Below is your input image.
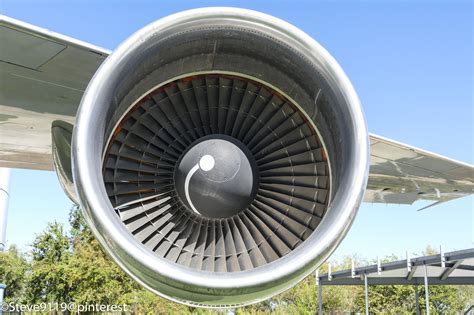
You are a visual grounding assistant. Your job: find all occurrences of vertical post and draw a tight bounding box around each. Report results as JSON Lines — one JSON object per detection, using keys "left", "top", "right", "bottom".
{"left": 406, "top": 251, "right": 411, "bottom": 273}
{"left": 364, "top": 273, "right": 369, "bottom": 315}
{"left": 0, "top": 168, "right": 11, "bottom": 252}
{"left": 415, "top": 285, "right": 419, "bottom": 315}
{"left": 424, "top": 265, "right": 430, "bottom": 315}
{"left": 315, "top": 270, "right": 322, "bottom": 315}
{"left": 0, "top": 168, "right": 11, "bottom": 315}
{"left": 318, "top": 281, "right": 322, "bottom": 315}
{"left": 440, "top": 245, "right": 445, "bottom": 268}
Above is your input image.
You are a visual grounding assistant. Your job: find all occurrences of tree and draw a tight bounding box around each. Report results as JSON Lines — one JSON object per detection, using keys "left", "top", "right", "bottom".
{"left": 65, "top": 206, "right": 137, "bottom": 305}
{"left": 26, "top": 222, "right": 74, "bottom": 304}
{"left": 30, "top": 222, "right": 70, "bottom": 262}
{"left": 418, "top": 285, "right": 469, "bottom": 314}
{"left": 354, "top": 283, "right": 416, "bottom": 313}
{"left": 0, "top": 245, "right": 29, "bottom": 304}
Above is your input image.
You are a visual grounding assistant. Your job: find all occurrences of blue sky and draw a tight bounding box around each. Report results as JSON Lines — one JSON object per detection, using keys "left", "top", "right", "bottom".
{"left": 2, "top": 0, "right": 473, "bottom": 262}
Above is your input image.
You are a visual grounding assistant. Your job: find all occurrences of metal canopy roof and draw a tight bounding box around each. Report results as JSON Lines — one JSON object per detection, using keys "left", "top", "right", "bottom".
{"left": 318, "top": 248, "right": 474, "bottom": 286}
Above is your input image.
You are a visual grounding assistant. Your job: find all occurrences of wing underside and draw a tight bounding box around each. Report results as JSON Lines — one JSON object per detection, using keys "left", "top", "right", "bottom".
{"left": 366, "top": 134, "right": 473, "bottom": 206}
{"left": 0, "top": 15, "right": 472, "bottom": 206}
{"left": 0, "top": 15, "right": 109, "bottom": 170}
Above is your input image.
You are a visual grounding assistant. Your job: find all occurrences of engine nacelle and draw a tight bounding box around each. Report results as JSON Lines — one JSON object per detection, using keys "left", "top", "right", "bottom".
{"left": 71, "top": 8, "right": 369, "bottom": 307}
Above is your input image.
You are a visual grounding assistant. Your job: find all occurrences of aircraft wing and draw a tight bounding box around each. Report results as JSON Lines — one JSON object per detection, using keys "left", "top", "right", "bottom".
{"left": 0, "top": 15, "right": 110, "bottom": 170}
{"left": 1, "top": 15, "right": 472, "bottom": 206}
{"left": 365, "top": 134, "right": 473, "bottom": 207}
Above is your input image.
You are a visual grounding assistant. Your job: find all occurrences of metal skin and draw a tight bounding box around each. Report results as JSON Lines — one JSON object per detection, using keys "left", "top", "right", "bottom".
{"left": 51, "top": 120, "right": 77, "bottom": 204}
{"left": 72, "top": 8, "right": 369, "bottom": 307}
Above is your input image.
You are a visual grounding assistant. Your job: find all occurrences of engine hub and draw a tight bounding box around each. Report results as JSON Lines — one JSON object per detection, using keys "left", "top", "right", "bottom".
{"left": 175, "top": 136, "right": 258, "bottom": 219}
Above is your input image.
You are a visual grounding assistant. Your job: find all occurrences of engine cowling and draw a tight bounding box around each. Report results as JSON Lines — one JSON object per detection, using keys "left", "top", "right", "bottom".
{"left": 71, "top": 7, "right": 369, "bottom": 307}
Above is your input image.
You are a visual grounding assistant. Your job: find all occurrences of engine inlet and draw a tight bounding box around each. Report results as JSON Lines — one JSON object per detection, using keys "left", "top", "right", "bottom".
{"left": 103, "top": 74, "right": 330, "bottom": 272}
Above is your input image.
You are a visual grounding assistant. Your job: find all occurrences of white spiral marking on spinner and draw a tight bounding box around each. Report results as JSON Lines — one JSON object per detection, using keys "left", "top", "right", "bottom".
{"left": 185, "top": 155, "right": 215, "bottom": 214}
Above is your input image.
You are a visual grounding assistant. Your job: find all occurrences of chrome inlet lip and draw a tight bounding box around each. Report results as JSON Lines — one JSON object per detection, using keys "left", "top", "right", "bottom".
{"left": 72, "top": 7, "right": 369, "bottom": 306}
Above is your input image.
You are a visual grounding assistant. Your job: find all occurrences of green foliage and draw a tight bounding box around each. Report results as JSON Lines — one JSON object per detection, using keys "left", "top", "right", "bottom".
{"left": 64, "top": 206, "right": 137, "bottom": 304}
{"left": 69, "top": 203, "right": 93, "bottom": 244}
{"left": 1, "top": 206, "right": 472, "bottom": 314}
{"left": 27, "top": 222, "right": 73, "bottom": 303}
{"left": 0, "top": 245, "right": 29, "bottom": 303}
{"left": 30, "top": 222, "right": 70, "bottom": 263}
{"left": 354, "top": 284, "right": 416, "bottom": 313}
{"left": 418, "top": 285, "right": 469, "bottom": 314}
{"left": 117, "top": 290, "right": 192, "bottom": 315}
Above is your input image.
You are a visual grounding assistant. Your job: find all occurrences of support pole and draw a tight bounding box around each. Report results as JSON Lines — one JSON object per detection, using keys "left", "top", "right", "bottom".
{"left": 424, "top": 265, "right": 430, "bottom": 315}
{"left": 415, "top": 285, "right": 420, "bottom": 315}
{"left": 0, "top": 168, "right": 11, "bottom": 315}
{"left": 318, "top": 281, "right": 322, "bottom": 315}
{"left": 0, "top": 168, "right": 11, "bottom": 252}
{"left": 364, "top": 273, "right": 369, "bottom": 315}
{"left": 315, "top": 270, "right": 322, "bottom": 315}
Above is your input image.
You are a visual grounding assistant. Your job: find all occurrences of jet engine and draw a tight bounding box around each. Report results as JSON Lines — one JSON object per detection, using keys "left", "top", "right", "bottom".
{"left": 71, "top": 8, "right": 369, "bottom": 307}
